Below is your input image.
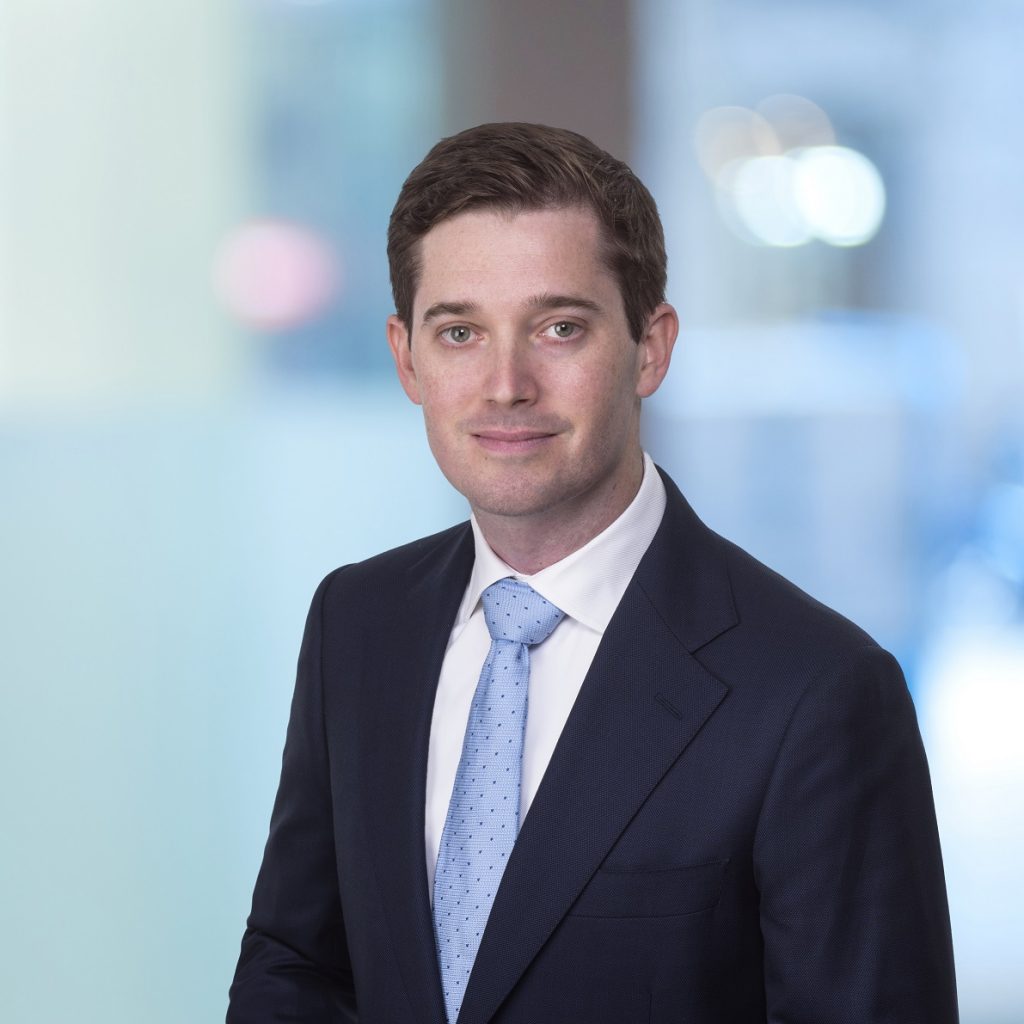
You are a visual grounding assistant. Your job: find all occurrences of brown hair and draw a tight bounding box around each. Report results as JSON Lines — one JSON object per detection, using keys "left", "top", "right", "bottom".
{"left": 387, "top": 122, "right": 667, "bottom": 343}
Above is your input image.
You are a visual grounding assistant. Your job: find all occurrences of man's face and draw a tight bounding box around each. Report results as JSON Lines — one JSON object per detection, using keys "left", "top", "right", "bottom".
{"left": 387, "top": 206, "right": 675, "bottom": 533}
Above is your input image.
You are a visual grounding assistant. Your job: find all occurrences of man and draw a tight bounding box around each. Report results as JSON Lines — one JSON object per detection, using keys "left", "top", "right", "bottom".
{"left": 228, "top": 123, "right": 958, "bottom": 1023}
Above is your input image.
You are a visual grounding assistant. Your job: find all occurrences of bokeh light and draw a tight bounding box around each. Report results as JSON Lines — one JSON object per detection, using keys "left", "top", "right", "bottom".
{"left": 793, "top": 145, "right": 886, "bottom": 246}
{"left": 694, "top": 105, "right": 779, "bottom": 181}
{"left": 212, "top": 219, "right": 341, "bottom": 331}
{"left": 928, "top": 631, "right": 1024, "bottom": 781}
{"left": 724, "top": 155, "right": 812, "bottom": 247}
{"left": 700, "top": 98, "right": 886, "bottom": 249}
{"left": 756, "top": 93, "right": 835, "bottom": 150}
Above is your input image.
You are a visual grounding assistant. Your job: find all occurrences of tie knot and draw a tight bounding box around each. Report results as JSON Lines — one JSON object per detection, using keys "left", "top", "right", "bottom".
{"left": 481, "top": 578, "right": 564, "bottom": 647}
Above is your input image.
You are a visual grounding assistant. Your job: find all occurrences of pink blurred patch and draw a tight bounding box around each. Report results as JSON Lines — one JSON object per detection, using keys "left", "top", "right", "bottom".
{"left": 213, "top": 219, "right": 341, "bottom": 330}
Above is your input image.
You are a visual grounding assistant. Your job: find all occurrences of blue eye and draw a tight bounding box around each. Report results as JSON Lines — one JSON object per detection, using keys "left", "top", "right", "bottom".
{"left": 545, "top": 321, "right": 580, "bottom": 340}
{"left": 441, "top": 325, "right": 474, "bottom": 344}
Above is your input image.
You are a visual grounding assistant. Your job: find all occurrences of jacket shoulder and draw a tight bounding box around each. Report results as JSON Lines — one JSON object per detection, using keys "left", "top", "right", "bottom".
{"left": 717, "top": 530, "right": 876, "bottom": 653}
{"left": 653, "top": 468, "right": 880, "bottom": 669}
{"left": 315, "top": 520, "right": 472, "bottom": 607}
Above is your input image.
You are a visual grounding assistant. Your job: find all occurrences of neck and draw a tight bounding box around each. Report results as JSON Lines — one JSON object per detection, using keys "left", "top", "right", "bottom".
{"left": 474, "top": 453, "right": 645, "bottom": 575}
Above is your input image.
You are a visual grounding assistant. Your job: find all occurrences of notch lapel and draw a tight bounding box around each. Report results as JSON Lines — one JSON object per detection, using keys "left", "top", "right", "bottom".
{"left": 456, "top": 475, "right": 739, "bottom": 1024}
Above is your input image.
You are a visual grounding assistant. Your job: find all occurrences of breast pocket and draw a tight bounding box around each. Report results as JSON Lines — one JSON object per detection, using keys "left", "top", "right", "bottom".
{"left": 568, "top": 859, "right": 728, "bottom": 919}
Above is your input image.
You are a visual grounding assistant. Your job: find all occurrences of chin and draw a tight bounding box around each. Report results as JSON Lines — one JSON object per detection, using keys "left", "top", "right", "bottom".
{"left": 458, "top": 474, "right": 582, "bottom": 522}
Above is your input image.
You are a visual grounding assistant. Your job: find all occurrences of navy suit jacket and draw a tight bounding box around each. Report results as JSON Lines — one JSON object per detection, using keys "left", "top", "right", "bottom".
{"left": 228, "top": 470, "right": 958, "bottom": 1023}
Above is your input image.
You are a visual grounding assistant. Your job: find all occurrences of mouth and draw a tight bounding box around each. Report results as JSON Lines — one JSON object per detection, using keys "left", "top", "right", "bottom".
{"left": 471, "top": 429, "right": 557, "bottom": 455}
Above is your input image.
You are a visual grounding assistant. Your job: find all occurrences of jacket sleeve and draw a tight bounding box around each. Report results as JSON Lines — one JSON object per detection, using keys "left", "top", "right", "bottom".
{"left": 228, "top": 570, "right": 357, "bottom": 1023}
{"left": 753, "top": 644, "right": 958, "bottom": 1024}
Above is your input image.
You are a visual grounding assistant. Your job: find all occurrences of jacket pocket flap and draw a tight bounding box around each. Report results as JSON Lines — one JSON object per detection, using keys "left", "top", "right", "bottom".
{"left": 569, "top": 859, "right": 728, "bottom": 919}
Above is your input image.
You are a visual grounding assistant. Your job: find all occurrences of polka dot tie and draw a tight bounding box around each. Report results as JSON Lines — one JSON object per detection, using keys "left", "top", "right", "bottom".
{"left": 432, "top": 578, "right": 565, "bottom": 1023}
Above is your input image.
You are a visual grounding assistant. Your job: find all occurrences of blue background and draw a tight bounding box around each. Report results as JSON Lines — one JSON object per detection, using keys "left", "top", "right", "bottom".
{"left": 1, "top": 1, "right": 1021, "bottom": 1020}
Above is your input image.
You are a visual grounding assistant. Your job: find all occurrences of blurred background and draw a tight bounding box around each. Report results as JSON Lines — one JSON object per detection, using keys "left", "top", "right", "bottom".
{"left": 2, "top": 0, "right": 1022, "bottom": 1020}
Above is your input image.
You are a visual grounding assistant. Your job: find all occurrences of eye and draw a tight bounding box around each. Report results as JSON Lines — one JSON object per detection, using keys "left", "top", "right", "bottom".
{"left": 542, "top": 320, "right": 582, "bottom": 340}
{"left": 440, "top": 324, "right": 477, "bottom": 345}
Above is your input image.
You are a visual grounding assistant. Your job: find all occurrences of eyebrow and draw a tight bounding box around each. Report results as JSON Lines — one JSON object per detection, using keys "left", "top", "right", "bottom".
{"left": 525, "top": 293, "right": 603, "bottom": 316}
{"left": 421, "top": 301, "right": 478, "bottom": 325}
{"left": 420, "top": 294, "right": 603, "bottom": 326}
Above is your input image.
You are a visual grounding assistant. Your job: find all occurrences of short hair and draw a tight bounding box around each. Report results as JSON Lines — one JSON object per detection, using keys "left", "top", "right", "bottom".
{"left": 387, "top": 122, "right": 667, "bottom": 343}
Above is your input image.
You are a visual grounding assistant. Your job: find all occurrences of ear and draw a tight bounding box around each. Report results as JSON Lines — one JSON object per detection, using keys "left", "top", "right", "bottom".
{"left": 635, "top": 302, "right": 678, "bottom": 399}
{"left": 386, "top": 314, "right": 422, "bottom": 405}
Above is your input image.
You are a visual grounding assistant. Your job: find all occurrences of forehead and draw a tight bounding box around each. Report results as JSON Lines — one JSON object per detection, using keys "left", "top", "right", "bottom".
{"left": 413, "top": 206, "right": 618, "bottom": 317}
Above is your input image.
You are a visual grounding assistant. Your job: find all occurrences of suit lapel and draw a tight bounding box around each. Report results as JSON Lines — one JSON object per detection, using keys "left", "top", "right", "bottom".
{"left": 361, "top": 524, "right": 475, "bottom": 1024}
{"left": 456, "top": 474, "right": 738, "bottom": 1024}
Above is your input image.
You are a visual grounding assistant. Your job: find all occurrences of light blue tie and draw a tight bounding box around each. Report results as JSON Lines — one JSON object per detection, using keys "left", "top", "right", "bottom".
{"left": 432, "top": 578, "right": 564, "bottom": 1023}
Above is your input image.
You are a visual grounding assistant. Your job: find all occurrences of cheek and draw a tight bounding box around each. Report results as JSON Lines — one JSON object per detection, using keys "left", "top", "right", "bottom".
{"left": 573, "top": 365, "right": 638, "bottom": 422}
{"left": 414, "top": 366, "right": 455, "bottom": 407}
{"left": 416, "top": 373, "right": 469, "bottom": 437}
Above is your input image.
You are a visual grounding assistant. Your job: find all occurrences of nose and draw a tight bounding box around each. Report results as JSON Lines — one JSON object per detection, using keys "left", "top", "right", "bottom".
{"left": 484, "top": 336, "right": 538, "bottom": 408}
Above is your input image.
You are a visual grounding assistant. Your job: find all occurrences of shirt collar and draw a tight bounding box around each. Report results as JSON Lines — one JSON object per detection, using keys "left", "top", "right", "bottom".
{"left": 456, "top": 452, "right": 667, "bottom": 634}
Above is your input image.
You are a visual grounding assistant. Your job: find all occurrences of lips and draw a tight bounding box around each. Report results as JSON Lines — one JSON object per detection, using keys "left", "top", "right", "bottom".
{"left": 471, "top": 429, "right": 557, "bottom": 454}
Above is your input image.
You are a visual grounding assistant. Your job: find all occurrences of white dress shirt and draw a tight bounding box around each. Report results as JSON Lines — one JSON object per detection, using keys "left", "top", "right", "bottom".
{"left": 424, "top": 452, "right": 667, "bottom": 892}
